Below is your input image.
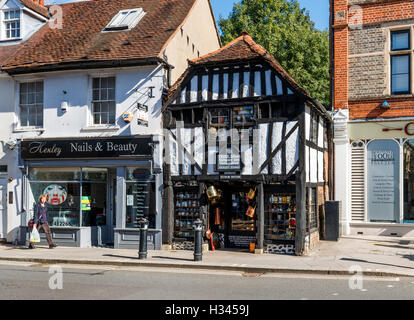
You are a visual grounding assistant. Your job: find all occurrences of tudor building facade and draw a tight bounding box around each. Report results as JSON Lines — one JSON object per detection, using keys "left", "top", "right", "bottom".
{"left": 163, "top": 33, "right": 332, "bottom": 255}
{"left": 331, "top": 0, "right": 414, "bottom": 237}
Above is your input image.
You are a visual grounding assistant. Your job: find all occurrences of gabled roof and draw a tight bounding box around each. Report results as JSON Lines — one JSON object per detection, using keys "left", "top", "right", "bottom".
{"left": 165, "top": 32, "right": 330, "bottom": 120}
{"left": 168, "top": 32, "right": 312, "bottom": 102}
{"left": 1, "top": 0, "right": 203, "bottom": 74}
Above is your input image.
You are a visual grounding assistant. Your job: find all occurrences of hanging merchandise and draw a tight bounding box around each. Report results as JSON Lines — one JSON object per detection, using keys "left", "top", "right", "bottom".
{"left": 206, "top": 185, "right": 218, "bottom": 199}
{"left": 214, "top": 207, "right": 221, "bottom": 225}
{"left": 247, "top": 188, "right": 256, "bottom": 200}
{"left": 246, "top": 205, "right": 256, "bottom": 218}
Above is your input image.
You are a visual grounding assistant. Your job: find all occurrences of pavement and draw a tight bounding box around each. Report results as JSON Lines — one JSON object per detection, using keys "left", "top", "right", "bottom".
{"left": 0, "top": 235, "right": 413, "bottom": 277}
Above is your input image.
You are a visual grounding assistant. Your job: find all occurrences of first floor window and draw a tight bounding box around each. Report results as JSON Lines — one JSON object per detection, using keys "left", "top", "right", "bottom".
{"left": 391, "top": 54, "right": 410, "bottom": 94}
{"left": 4, "top": 9, "right": 20, "bottom": 39}
{"left": 19, "top": 81, "right": 43, "bottom": 127}
{"left": 92, "top": 77, "right": 116, "bottom": 125}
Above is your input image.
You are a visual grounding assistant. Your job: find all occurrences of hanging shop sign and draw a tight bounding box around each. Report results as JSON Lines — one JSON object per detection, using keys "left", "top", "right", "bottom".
{"left": 43, "top": 184, "right": 67, "bottom": 206}
{"left": 122, "top": 111, "right": 133, "bottom": 123}
{"left": 137, "top": 103, "right": 149, "bottom": 127}
{"left": 367, "top": 140, "right": 400, "bottom": 222}
{"left": 21, "top": 137, "right": 153, "bottom": 159}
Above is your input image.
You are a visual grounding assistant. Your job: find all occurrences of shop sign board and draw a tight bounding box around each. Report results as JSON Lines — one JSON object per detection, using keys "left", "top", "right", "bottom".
{"left": 21, "top": 137, "right": 153, "bottom": 159}
{"left": 216, "top": 148, "right": 241, "bottom": 172}
{"left": 367, "top": 140, "right": 400, "bottom": 222}
{"left": 137, "top": 104, "right": 149, "bottom": 127}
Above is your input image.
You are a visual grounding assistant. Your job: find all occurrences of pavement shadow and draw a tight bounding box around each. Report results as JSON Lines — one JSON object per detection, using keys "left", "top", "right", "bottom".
{"left": 340, "top": 257, "right": 413, "bottom": 270}
{"left": 374, "top": 244, "right": 414, "bottom": 250}
{"left": 102, "top": 254, "right": 139, "bottom": 260}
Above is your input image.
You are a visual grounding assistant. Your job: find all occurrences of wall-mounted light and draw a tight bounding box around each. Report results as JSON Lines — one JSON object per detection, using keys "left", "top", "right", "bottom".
{"left": 61, "top": 101, "right": 68, "bottom": 113}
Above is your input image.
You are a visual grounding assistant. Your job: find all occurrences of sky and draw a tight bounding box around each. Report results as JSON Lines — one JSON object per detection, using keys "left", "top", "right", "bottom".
{"left": 210, "top": 0, "right": 329, "bottom": 31}
{"left": 46, "top": 0, "right": 329, "bottom": 31}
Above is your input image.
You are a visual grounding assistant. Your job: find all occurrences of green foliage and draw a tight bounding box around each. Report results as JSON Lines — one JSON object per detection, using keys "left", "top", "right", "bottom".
{"left": 219, "top": 0, "right": 330, "bottom": 106}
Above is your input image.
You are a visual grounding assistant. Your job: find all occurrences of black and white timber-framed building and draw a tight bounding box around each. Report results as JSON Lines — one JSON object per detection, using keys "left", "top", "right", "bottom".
{"left": 162, "top": 32, "right": 332, "bottom": 255}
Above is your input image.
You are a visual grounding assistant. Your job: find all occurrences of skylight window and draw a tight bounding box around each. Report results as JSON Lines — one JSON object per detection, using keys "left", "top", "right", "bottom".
{"left": 104, "top": 8, "right": 146, "bottom": 31}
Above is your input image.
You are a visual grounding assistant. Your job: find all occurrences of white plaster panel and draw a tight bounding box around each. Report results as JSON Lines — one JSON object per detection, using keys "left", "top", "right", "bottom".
{"left": 265, "top": 70, "right": 272, "bottom": 96}
{"left": 190, "top": 76, "right": 198, "bottom": 103}
{"left": 254, "top": 71, "right": 261, "bottom": 96}
{"left": 310, "top": 147, "right": 318, "bottom": 183}
{"left": 169, "top": 129, "right": 179, "bottom": 176}
{"left": 232, "top": 73, "right": 239, "bottom": 98}
{"left": 202, "top": 75, "right": 208, "bottom": 101}
{"left": 243, "top": 72, "right": 250, "bottom": 97}
{"left": 271, "top": 122, "right": 284, "bottom": 175}
{"left": 318, "top": 118, "right": 324, "bottom": 148}
{"left": 223, "top": 73, "right": 229, "bottom": 99}
{"left": 258, "top": 123, "right": 269, "bottom": 174}
{"left": 241, "top": 144, "right": 253, "bottom": 175}
{"left": 181, "top": 128, "right": 192, "bottom": 175}
{"left": 212, "top": 74, "right": 219, "bottom": 100}
{"left": 207, "top": 145, "right": 216, "bottom": 175}
{"left": 305, "top": 106, "right": 311, "bottom": 141}
{"left": 305, "top": 146, "right": 310, "bottom": 183}
{"left": 181, "top": 87, "right": 187, "bottom": 104}
{"left": 318, "top": 151, "right": 324, "bottom": 182}
{"left": 285, "top": 123, "right": 299, "bottom": 173}
{"left": 276, "top": 76, "right": 283, "bottom": 95}
{"left": 193, "top": 127, "right": 204, "bottom": 175}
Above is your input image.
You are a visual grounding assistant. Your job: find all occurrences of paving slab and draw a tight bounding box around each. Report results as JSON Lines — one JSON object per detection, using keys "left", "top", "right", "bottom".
{"left": 0, "top": 235, "right": 412, "bottom": 277}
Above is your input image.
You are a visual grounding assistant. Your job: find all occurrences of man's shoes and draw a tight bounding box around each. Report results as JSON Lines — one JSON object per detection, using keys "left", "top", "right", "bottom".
{"left": 49, "top": 244, "right": 57, "bottom": 249}
{"left": 28, "top": 244, "right": 35, "bottom": 249}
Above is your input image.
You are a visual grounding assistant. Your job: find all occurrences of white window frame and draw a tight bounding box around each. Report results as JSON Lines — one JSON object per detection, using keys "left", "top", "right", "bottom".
{"left": 103, "top": 8, "right": 146, "bottom": 31}
{"left": 90, "top": 75, "right": 117, "bottom": 126}
{"left": 17, "top": 80, "right": 44, "bottom": 129}
{"left": 2, "top": 8, "right": 21, "bottom": 40}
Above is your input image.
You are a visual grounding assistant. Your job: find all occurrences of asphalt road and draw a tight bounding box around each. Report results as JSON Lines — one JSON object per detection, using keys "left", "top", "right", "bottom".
{"left": 0, "top": 261, "right": 413, "bottom": 300}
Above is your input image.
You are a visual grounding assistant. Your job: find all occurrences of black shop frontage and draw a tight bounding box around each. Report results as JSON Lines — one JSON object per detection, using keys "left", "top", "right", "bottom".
{"left": 18, "top": 136, "right": 163, "bottom": 249}
{"left": 162, "top": 33, "right": 332, "bottom": 255}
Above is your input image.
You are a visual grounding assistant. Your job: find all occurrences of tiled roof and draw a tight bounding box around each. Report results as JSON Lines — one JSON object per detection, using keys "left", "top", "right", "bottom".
{"left": 168, "top": 32, "right": 312, "bottom": 101}
{"left": 1, "top": 0, "right": 198, "bottom": 74}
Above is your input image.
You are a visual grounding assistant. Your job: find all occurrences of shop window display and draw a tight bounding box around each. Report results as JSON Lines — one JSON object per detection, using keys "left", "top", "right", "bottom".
{"left": 265, "top": 193, "right": 296, "bottom": 242}
{"left": 174, "top": 189, "right": 201, "bottom": 240}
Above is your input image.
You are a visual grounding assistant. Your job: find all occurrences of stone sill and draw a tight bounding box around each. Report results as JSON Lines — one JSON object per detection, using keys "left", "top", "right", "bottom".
{"left": 81, "top": 126, "right": 120, "bottom": 132}
{"left": 13, "top": 127, "right": 45, "bottom": 133}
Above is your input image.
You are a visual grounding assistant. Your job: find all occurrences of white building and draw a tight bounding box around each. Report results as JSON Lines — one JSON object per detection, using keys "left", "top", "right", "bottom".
{"left": 0, "top": 0, "right": 220, "bottom": 247}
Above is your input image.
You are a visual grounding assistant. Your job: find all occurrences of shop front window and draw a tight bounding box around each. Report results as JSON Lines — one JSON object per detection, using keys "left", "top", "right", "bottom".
{"left": 29, "top": 167, "right": 81, "bottom": 227}
{"left": 367, "top": 140, "right": 400, "bottom": 222}
{"left": 125, "top": 168, "right": 155, "bottom": 229}
{"left": 404, "top": 139, "right": 414, "bottom": 223}
{"left": 265, "top": 192, "right": 296, "bottom": 242}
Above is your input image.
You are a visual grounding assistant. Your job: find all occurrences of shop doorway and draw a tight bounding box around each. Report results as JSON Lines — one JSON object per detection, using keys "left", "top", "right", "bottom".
{"left": 81, "top": 168, "right": 115, "bottom": 246}
{"left": 208, "top": 184, "right": 257, "bottom": 251}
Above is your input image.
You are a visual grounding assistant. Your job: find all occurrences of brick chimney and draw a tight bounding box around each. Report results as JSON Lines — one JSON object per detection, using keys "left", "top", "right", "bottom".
{"left": 34, "top": 0, "right": 45, "bottom": 6}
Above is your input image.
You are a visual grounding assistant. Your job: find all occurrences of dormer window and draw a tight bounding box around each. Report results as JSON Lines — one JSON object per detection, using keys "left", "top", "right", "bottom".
{"left": 104, "top": 8, "right": 146, "bottom": 31}
{"left": 4, "top": 9, "right": 21, "bottom": 39}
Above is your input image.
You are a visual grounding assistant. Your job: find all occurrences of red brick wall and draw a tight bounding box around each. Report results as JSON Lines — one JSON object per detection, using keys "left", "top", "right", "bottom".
{"left": 332, "top": 0, "right": 414, "bottom": 119}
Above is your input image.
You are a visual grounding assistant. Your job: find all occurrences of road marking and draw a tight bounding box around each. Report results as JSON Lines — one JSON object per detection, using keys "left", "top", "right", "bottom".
{"left": 332, "top": 293, "right": 339, "bottom": 296}
{"left": 387, "top": 285, "right": 394, "bottom": 288}
{"left": 360, "top": 289, "right": 368, "bottom": 292}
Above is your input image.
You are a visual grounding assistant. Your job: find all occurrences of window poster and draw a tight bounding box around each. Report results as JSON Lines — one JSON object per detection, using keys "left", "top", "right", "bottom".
{"left": 81, "top": 196, "right": 91, "bottom": 211}
{"left": 367, "top": 140, "right": 400, "bottom": 222}
{"left": 43, "top": 184, "right": 67, "bottom": 206}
